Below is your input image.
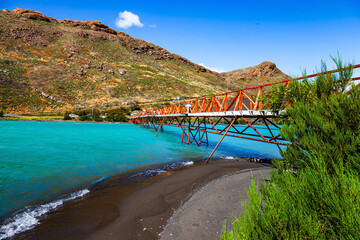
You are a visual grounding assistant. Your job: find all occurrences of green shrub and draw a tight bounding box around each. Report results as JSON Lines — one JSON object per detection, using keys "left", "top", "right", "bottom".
{"left": 265, "top": 56, "right": 359, "bottom": 171}
{"left": 105, "top": 113, "right": 129, "bottom": 122}
{"left": 221, "top": 57, "right": 360, "bottom": 239}
{"left": 0, "top": 110, "right": 3, "bottom": 117}
{"left": 79, "top": 115, "right": 91, "bottom": 121}
{"left": 93, "top": 115, "right": 104, "bottom": 122}
{"left": 63, "top": 111, "right": 71, "bottom": 120}
{"left": 221, "top": 156, "right": 360, "bottom": 239}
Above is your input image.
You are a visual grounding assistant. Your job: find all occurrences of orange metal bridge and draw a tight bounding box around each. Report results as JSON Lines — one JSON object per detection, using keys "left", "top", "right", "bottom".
{"left": 131, "top": 65, "right": 360, "bottom": 163}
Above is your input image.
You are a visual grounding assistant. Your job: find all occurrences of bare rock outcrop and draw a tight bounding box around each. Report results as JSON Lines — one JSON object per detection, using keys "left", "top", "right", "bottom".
{"left": 62, "top": 19, "right": 116, "bottom": 34}
{"left": 12, "top": 8, "right": 52, "bottom": 22}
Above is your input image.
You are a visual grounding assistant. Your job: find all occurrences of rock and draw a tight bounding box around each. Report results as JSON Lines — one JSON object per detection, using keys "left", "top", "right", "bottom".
{"left": 108, "top": 69, "right": 114, "bottom": 75}
{"left": 76, "top": 69, "right": 85, "bottom": 76}
{"left": 105, "top": 87, "right": 113, "bottom": 94}
{"left": 118, "top": 68, "right": 126, "bottom": 75}
{"left": 1, "top": 9, "right": 10, "bottom": 13}
{"left": 84, "top": 64, "right": 90, "bottom": 69}
{"left": 12, "top": 8, "right": 51, "bottom": 22}
{"left": 116, "top": 31, "right": 131, "bottom": 38}
{"left": 47, "top": 17, "right": 57, "bottom": 22}
{"left": 101, "top": 75, "right": 108, "bottom": 81}
{"left": 97, "top": 63, "right": 104, "bottom": 71}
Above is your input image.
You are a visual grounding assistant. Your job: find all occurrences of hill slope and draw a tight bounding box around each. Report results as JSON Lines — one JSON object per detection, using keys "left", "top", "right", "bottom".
{"left": 221, "top": 61, "right": 289, "bottom": 89}
{"left": 0, "top": 9, "right": 288, "bottom": 113}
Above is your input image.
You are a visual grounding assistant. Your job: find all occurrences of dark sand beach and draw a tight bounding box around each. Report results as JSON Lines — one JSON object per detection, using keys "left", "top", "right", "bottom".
{"left": 17, "top": 160, "right": 271, "bottom": 240}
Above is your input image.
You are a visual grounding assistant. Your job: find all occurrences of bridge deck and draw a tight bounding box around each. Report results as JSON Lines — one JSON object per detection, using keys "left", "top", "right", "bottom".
{"left": 130, "top": 110, "right": 285, "bottom": 119}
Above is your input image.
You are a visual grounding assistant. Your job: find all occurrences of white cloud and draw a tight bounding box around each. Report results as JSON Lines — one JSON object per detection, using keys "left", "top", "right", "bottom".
{"left": 115, "top": 11, "right": 144, "bottom": 29}
{"left": 149, "top": 24, "right": 157, "bottom": 28}
{"left": 198, "top": 63, "right": 225, "bottom": 73}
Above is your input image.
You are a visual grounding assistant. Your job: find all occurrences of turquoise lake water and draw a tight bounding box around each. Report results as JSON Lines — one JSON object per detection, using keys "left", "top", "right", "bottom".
{"left": 0, "top": 120, "right": 282, "bottom": 238}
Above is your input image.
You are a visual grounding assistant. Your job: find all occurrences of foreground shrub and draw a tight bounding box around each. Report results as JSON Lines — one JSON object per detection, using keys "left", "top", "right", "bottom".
{"left": 221, "top": 157, "right": 360, "bottom": 239}
{"left": 265, "top": 56, "right": 359, "bottom": 171}
{"left": 221, "top": 57, "right": 360, "bottom": 239}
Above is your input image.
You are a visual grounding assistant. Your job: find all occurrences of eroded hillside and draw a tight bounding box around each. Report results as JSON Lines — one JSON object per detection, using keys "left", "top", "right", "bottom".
{"left": 0, "top": 9, "right": 288, "bottom": 113}
{"left": 0, "top": 9, "right": 230, "bottom": 113}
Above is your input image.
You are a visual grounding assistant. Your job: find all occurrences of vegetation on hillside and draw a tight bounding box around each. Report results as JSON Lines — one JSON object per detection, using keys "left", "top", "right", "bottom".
{"left": 0, "top": 9, "right": 289, "bottom": 114}
{"left": 221, "top": 57, "right": 360, "bottom": 239}
{"left": 63, "top": 106, "right": 134, "bottom": 122}
{"left": 0, "top": 10, "right": 232, "bottom": 113}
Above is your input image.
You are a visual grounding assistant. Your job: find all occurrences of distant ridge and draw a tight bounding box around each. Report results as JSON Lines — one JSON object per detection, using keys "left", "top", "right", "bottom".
{"left": 222, "top": 61, "right": 289, "bottom": 89}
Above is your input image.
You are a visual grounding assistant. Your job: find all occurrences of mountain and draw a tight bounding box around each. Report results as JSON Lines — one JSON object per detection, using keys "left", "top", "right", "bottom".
{"left": 221, "top": 61, "right": 289, "bottom": 89}
{"left": 0, "top": 9, "right": 288, "bottom": 113}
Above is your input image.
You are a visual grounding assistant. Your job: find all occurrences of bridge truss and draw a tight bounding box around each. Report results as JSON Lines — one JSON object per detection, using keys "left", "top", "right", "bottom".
{"left": 131, "top": 64, "right": 360, "bottom": 163}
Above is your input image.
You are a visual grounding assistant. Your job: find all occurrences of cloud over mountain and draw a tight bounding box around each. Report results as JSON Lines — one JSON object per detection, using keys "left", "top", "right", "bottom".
{"left": 115, "top": 11, "right": 144, "bottom": 29}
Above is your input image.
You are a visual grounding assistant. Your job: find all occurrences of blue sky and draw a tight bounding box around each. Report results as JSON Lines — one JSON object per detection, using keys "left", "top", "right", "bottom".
{"left": 2, "top": 0, "right": 360, "bottom": 77}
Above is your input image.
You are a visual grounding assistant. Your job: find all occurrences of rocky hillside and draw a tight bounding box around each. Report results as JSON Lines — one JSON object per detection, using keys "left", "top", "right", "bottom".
{"left": 222, "top": 61, "right": 289, "bottom": 89}
{"left": 0, "top": 9, "right": 288, "bottom": 113}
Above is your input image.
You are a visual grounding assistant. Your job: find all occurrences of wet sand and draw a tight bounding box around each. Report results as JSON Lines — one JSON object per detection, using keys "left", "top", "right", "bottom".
{"left": 16, "top": 160, "right": 270, "bottom": 240}
{"left": 87, "top": 160, "right": 270, "bottom": 240}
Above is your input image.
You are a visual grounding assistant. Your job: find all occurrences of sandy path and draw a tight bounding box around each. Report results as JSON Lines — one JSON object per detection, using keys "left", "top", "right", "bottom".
{"left": 160, "top": 168, "right": 271, "bottom": 240}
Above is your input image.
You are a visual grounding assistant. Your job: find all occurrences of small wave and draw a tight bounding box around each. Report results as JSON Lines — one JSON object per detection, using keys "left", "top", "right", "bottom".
{"left": 223, "top": 156, "right": 235, "bottom": 160}
{"left": 88, "top": 176, "right": 108, "bottom": 188}
{"left": 131, "top": 169, "right": 167, "bottom": 178}
{"left": 0, "top": 189, "right": 89, "bottom": 240}
{"left": 182, "top": 161, "right": 194, "bottom": 166}
{"left": 131, "top": 161, "right": 194, "bottom": 178}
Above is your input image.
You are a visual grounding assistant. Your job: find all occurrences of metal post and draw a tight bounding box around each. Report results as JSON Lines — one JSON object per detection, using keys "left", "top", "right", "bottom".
{"left": 205, "top": 117, "right": 237, "bottom": 164}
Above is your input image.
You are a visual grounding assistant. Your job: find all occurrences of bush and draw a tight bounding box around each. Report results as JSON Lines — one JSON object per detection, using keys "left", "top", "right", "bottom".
{"left": 0, "top": 110, "right": 3, "bottom": 117}
{"left": 79, "top": 115, "right": 91, "bottom": 121}
{"left": 221, "top": 57, "right": 360, "bottom": 239}
{"left": 265, "top": 56, "right": 359, "bottom": 171}
{"left": 105, "top": 113, "right": 128, "bottom": 122}
{"left": 93, "top": 115, "right": 104, "bottom": 122}
{"left": 221, "top": 156, "right": 360, "bottom": 239}
{"left": 63, "top": 111, "right": 71, "bottom": 120}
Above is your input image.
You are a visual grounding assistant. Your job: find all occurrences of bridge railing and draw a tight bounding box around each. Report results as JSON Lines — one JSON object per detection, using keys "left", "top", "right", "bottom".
{"left": 131, "top": 64, "right": 360, "bottom": 118}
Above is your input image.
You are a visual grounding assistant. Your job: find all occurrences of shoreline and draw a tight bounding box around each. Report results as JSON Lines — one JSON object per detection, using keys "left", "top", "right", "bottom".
{"left": 14, "top": 159, "right": 271, "bottom": 240}
{"left": 2, "top": 159, "right": 198, "bottom": 239}
{"left": 0, "top": 118, "right": 130, "bottom": 124}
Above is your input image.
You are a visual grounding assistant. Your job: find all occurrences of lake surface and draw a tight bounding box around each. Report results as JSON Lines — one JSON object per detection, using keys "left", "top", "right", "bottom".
{"left": 0, "top": 120, "right": 282, "bottom": 238}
